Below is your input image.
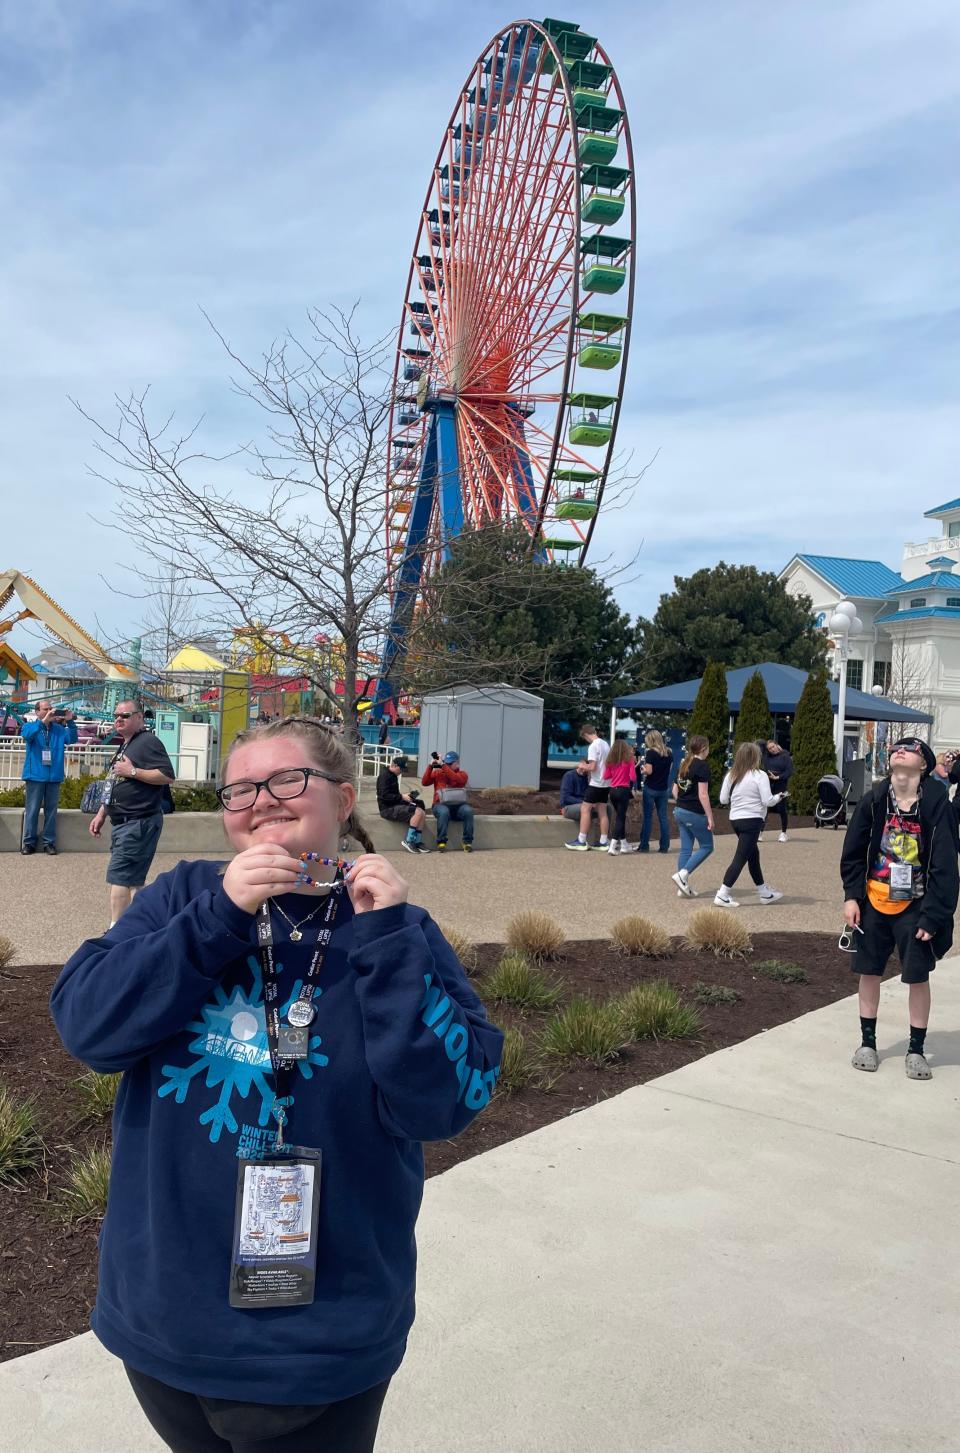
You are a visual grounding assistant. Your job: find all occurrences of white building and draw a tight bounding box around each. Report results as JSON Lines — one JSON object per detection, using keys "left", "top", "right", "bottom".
{"left": 780, "top": 497, "right": 960, "bottom": 751}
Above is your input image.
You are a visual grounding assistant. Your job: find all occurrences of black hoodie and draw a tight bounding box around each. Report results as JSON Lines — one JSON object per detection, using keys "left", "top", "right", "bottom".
{"left": 840, "top": 777, "right": 959, "bottom": 957}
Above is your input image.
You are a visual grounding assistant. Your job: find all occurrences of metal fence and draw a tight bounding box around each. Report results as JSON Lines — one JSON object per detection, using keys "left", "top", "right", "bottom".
{"left": 0, "top": 743, "right": 207, "bottom": 793}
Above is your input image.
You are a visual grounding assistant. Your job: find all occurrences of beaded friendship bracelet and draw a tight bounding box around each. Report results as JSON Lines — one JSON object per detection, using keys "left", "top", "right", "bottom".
{"left": 295, "top": 851, "right": 356, "bottom": 887}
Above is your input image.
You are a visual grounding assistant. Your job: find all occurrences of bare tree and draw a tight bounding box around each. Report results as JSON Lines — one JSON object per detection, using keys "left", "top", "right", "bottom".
{"left": 876, "top": 634, "right": 935, "bottom": 767}
{"left": 79, "top": 308, "right": 397, "bottom": 746}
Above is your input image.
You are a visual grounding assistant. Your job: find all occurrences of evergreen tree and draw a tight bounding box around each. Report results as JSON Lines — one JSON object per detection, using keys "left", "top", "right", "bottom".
{"left": 733, "top": 670, "right": 774, "bottom": 749}
{"left": 790, "top": 668, "right": 837, "bottom": 812}
{"left": 688, "top": 660, "right": 729, "bottom": 802}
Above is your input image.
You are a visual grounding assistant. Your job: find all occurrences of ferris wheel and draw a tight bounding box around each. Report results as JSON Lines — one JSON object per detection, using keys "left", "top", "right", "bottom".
{"left": 374, "top": 17, "right": 635, "bottom": 715}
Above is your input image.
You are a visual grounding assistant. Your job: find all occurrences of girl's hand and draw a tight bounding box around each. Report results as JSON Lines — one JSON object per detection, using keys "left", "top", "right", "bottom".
{"left": 843, "top": 899, "right": 861, "bottom": 929}
{"left": 346, "top": 854, "right": 409, "bottom": 915}
{"left": 706, "top": 817, "right": 715, "bottom": 832}
{"left": 223, "top": 846, "right": 304, "bottom": 914}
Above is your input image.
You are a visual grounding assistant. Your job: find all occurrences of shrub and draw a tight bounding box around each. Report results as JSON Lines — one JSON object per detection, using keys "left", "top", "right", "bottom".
{"left": 733, "top": 670, "right": 773, "bottom": 749}
{"left": 791, "top": 667, "right": 837, "bottom": 813}
{"left": 0, "top": 1088, "right": 44, "bottom": 1186}
{"left": 693, "top": 982, "right": 740, "bottom": 1007}
{"left": 619, "top": 983, "right": 701, "bottom": 1041}
{"left": 481, "top": 952, "right": 562, "bottom": 1012}
{"left": 0, "top": 786, "right": 25, "bottom": 807}
{"left": 0, "top": 935, "right": 14, "bottom": 971}
{"left": 496, "top": 1027, "right": 533, "bottom": 1092}
{"left": 506, "top": 911, "right": 565, "bottom": 964}
{"left": 76, "top": 1070, "right": 122, "bottom": 1118}
{"left": 56, "top": 1145, "right": 112, "bottom": 1223}
{"left": 684, "top": 907, "right": 752, "bottom": 958}
{"left": 611, "top": 914, "right": 673, "bottom": 958}
{"left": 171, "top": 783, "right": 221, "bottom": 812}
{"left": 754, "top": 958, "right": 808, "bottom": 984}
{"left": 477, "top": 785, "right": 537, "bottom": 800}
{"left": 539, "top": 998, "right": 626, "bottom": 1066}
{"left": 438, "top": 923, "right": 477, "bottom": 973}
{"left": 688, "top": 660, "right": 729, "bottom": 802}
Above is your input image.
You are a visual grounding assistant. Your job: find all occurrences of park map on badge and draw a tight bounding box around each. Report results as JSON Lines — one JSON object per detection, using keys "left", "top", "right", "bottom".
{"left": 230, "top": 1150, "right": 322, "bottom": 1308}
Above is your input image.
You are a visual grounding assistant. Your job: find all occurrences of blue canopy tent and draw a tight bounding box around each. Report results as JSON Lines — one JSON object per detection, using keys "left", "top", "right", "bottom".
{"left": 614, "top": 662, "right": 933, "bottom": 724}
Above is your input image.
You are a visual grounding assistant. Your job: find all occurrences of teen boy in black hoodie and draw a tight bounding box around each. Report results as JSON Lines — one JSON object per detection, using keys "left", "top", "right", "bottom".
{"left": 841, "top": 737, "right": 959, "bottom": 1080}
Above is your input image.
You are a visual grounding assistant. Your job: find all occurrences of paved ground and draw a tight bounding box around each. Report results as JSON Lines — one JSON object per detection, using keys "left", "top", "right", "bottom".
{"left": 3, "top": 968, "right": 958, "bottom": 1452}
{"left": 0, "top": 828, "right": 845, "bottom": 964}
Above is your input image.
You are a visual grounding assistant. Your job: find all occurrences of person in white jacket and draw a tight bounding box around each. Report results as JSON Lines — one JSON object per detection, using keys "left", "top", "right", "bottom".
{"left": 715, "top": 742, "right": 785, "bottom": 907}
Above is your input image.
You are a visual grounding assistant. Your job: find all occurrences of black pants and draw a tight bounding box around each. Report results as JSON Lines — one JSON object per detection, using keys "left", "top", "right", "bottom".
{"left": 608, "top": 786, "right": 632, "bottom": 839}
{"left": 851, "top": 898, "right": 936, "bottom": 984}
{"left": 125, "top": 1366, "right": 391, "bottom": 1453}
{"left": 766, "top": 795, "right": 788, "bottom": 832}
{"left": 722, "top": 816, "right": 765, "bottom": 889}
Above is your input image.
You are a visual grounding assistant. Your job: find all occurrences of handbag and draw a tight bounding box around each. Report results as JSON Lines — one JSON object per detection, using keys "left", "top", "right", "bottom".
{"left": 437, "top": 785, "right": 467, "bottom": 805}
{"left": 81, "top": 744, "right": 125, "bottom": 814}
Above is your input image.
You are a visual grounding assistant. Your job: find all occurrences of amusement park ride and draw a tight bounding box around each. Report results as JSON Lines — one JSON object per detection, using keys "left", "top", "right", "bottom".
{"left": 373, "top": 16, "right": 635, "bottom": 718}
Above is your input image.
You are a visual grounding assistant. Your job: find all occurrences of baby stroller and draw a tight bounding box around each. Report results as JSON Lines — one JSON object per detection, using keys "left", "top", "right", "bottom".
{"left": 814, "top": 774, "right": 850, "bottom": 829}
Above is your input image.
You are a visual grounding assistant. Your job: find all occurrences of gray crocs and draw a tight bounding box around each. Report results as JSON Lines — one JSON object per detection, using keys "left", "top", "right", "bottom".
{"left": 852, "top": 1045, "right": 879, "bottom": 1072}
{"left": 905, "top": 1052, "right": 932, "bottom": 1080}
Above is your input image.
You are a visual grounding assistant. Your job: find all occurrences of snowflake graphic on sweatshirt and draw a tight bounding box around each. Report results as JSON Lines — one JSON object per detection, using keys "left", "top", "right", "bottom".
{"left": 157, "top": 954, "right": 329, "bottom": 1143}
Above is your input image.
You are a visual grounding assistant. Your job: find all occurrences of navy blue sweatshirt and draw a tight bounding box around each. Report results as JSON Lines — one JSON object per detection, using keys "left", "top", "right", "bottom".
{"left": 50, "top": 861, "right": 503, "bottom": 1405}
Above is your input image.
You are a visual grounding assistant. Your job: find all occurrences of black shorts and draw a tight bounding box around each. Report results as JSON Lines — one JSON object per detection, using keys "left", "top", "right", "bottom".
{"left": 851, "top": 898, "right": 937, "bottom": 984}
{"left": 379, "top": 803, "right": 416, "bottom": 823}
{"left": 583, "top": 785, "right": 609, "bottom": 805}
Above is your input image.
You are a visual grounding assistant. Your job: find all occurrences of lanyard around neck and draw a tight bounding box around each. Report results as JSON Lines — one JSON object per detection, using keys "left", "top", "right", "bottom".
{"left": 255, "top": 877, "right": 344, "bottom": 1147}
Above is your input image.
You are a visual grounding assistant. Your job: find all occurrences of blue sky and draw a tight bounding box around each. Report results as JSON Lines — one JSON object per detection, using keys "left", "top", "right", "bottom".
{"left": 3, "top": 0, "right": 958, "bottom": 665}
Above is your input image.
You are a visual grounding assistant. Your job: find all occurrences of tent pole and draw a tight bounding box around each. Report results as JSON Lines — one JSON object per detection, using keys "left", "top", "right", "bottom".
{"left": 609, "top": 703, "right": 618, "bottom": 744}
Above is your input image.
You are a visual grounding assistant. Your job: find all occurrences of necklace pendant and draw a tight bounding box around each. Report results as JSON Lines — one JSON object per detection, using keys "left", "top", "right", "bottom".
{"left": 289, "top": 928, "right": 303, "bottom": 942}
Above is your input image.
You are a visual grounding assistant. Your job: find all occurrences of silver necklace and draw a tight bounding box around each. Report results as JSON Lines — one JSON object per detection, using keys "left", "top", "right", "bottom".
{"left": 268, "top": 897, "right": 329, "bottom": 943}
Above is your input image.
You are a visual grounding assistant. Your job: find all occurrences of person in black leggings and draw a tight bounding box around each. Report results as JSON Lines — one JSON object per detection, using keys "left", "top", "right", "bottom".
{"left": 124, "top": 1369, "right": 391, "bottom": 1453}
{"left": 602, "top": 738, "right": 637, "bottom": 854}
{"left": 715, "top": 743, "right": 784, "bottom": 907}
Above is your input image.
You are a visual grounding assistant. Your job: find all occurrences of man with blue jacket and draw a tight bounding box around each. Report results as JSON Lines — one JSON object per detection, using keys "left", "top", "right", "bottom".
{"left": 20, "top": 700, "right": 77, "bottom": 855}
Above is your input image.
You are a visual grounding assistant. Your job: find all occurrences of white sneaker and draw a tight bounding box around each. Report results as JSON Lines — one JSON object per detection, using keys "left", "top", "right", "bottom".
{"left": 778, "top": 832, "right": 788, "bottom": 843}
{"left": 714, "top": 891, "right": 740, "bottom": 908}
{"left": 758, "top": 887, "right": 783, "bottom": 904}
{"left": 757, "top": 832, "right": 764, "bottom": 843}
{"left": 671, "top": 870, "right": 694, "bottom": 898}
{"left": 606, "top": 839, "right": 620, "bottom": 855}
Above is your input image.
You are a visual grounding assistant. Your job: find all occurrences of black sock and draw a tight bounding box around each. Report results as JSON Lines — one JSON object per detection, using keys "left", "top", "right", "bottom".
{"left": 909, "top": 1025, "right": 927, "bottom": 1057}
{"left": 860, "top": 1016, "right": 877, "bottom": 1050}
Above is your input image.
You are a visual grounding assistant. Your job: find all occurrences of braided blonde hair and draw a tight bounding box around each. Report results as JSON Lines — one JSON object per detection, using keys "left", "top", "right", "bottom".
{"left": 222, "top": 714, "right": 374, "bottom": 853}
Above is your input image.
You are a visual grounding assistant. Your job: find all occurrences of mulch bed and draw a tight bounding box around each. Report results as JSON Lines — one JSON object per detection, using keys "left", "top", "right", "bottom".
{"left": 0, "top": 932, "right": 874, "bottom": 1361}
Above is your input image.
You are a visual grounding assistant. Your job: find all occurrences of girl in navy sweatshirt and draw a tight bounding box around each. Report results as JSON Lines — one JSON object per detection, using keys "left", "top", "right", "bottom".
{"left": 51, "top": 716, "right": 503, "bottom": 1453}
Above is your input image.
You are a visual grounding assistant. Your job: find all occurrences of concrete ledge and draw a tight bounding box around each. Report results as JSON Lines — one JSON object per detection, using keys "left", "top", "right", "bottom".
{"left": 0, "top": 808, "right": 574, "bottom": 853}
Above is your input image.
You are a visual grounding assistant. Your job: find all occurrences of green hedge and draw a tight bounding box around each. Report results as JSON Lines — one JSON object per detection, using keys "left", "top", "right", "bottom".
{"left": 0, "top": 778, "right": 221, "bottom": 812}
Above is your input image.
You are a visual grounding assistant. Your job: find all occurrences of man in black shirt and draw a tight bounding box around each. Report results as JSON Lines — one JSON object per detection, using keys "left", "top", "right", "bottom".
{"left": 89, "top": 700, "right": 175, "bottom": 925}
{"left": 376, "top": 756, "right": 428, "bottom": 853}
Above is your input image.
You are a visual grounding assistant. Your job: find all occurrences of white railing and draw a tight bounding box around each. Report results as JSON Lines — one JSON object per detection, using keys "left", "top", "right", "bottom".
{"left": 355, "top": 743, "right": 410, "bottom": 780}
{"left": 903, "top": 537, "right": 956, "bottom": 560}
{"left": 0, "top": 742, "right": 207, "bottom": 793}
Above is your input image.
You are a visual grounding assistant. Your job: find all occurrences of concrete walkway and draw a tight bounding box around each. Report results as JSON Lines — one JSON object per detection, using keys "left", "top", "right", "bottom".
{"left": 1, "top": 828, "right": 845, "bottom": 965}
{"left": 3, "top": 968, "right": 959, "bottom": 1451}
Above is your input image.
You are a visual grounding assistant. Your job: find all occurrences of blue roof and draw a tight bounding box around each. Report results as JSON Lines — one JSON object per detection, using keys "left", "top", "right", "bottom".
{"left": 614, "top": 661, "right": 932, "bottom": 723}
{"left": 885, "top": 572, "right": 960, "bottom": 596}
{"left": 875, "top": 607, "right": 960, "bottom": 624}
{"left": 924, "top": 499, "right": 960, "bottom": 517}
{"left": 926, "top": 556, "right": 956, "bottom": 567}
{"left": 791, "top": 554, "right": 903, "bottom": 598}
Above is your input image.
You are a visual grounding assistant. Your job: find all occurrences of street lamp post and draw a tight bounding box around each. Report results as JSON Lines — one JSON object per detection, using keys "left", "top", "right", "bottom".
{"left": 829, "top": 600, "right": 863, "bottom": 773}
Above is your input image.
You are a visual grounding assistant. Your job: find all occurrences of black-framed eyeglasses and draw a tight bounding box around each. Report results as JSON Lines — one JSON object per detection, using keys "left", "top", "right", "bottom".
{"left": 113, "top": 712, "right": 136, "bottom": 720}
{"left": 216, "top": 767, "right": 341, "bottom": 811}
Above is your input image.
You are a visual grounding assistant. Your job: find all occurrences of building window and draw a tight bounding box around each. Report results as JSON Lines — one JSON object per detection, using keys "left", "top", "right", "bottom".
{"left": 846, "top": 660, "right": 863, "bottom": 691}
{"left": 947, "top": 597, "right": 960, "bottom": 608}
{"left": 909, "top": 597, "right": 927, "bottom": 608}
{"left": 873, "top": 661, "right": 891, "bottom": 692}
{"left": 949, "top": 521, "right": 960, "bottom": 539}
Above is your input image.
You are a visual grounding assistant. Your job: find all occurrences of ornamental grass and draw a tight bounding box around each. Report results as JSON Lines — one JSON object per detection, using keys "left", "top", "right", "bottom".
{"left": 611, "top": 914, "right": 674, "bottom": 959}
{"left": 684, "top": 907, "right": 752, "bottom": 959}
{"left": 505, "top": 911, "right": 565, "bottom": 964}
{"left": 618, "top": 983, "right": 701, "bottom": 1042}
